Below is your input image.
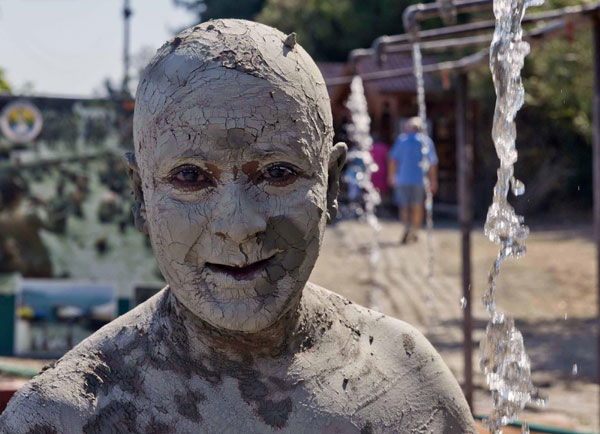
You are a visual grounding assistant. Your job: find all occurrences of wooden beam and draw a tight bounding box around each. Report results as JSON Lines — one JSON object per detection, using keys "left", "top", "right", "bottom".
{"left": 456, "top": 71, "right": 474, "bottom": 410}
{"left": 592, "top": 12, "right": 600, "bottom": 425}
{"left": 331, "top": 16, "right": 581, "bottom": 87}
{"left": 325, "top": 49, "right": 488, "bottom": 86}
{"left": 350, "top": 2, "right": 600, "bottom": 63}
{"left": 381, "top": 18, "right": 569, "bottom": 55}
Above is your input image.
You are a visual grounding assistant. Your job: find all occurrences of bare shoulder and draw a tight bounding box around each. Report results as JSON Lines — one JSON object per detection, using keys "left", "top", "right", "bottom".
{"left": 0, "top": 289, "right": 168, "bottom": 434}
{"left": 304, "top": 282, "right": 477, "bottom": 433}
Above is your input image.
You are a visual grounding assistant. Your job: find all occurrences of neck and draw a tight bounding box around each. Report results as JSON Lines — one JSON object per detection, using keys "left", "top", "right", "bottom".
{"left": 165, "top": 288, "right": 307, "bottom": 358}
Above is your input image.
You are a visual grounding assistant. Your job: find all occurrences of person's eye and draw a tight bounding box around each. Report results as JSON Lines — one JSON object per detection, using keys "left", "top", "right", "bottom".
{"left": 259, "top": 163, "right": 299, "bottom": 186}
{"left": 168, "top": 165, "right": 214, "bottom": 191}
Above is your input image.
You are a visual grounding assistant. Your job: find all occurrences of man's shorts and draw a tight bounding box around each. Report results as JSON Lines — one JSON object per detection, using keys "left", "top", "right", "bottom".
{"left": 394, "top": 184, "right": 425, "bottom": 206}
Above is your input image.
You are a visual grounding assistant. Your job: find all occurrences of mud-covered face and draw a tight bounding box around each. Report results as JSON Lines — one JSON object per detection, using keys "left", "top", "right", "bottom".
{"left": 138, "top": 70, "right": 331, "bottom": 332}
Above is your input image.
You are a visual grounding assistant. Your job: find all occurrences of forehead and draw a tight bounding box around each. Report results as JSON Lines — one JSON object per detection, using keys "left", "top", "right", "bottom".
{"left": 137, "top": 68, "right": 327, "bottom": 166}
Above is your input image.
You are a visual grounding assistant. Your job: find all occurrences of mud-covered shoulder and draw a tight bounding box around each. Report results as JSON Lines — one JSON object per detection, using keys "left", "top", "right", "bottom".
{"left": 367, "top": 314, "right": 477, "bottom": 433}
{"left": 0, "top": 377, "right": 86, "bottom": 434}
{"left": 305, "top": 282, "right": 477, "bottom": 433}
{"left": 0, "top": 288, "right": 169, "bottom": 434}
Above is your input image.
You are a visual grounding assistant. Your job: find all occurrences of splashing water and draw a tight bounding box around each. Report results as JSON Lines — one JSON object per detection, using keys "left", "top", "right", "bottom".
{"left": 411, "top": 42, "right": 435, "bottom": 280}
{"left": 345, "top": 76, "right": 382, "bottom": 307}
{"left": 479, "top": 0, "right": 545, "bottom": 431}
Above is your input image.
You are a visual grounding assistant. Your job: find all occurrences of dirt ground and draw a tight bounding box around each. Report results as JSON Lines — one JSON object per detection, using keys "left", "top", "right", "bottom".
{"left": 310, "top": 218, "right": 599, "bottom": 432}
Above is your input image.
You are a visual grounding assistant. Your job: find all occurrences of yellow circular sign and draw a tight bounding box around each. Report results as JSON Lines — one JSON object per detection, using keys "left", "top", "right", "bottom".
{"left": 0, "top": 100, "right": 43, "bottom": 144}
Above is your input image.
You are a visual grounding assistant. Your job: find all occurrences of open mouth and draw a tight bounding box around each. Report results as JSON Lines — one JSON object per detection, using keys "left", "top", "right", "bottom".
{"left": 205, "top": 256, "right": 273, "bottom": 281}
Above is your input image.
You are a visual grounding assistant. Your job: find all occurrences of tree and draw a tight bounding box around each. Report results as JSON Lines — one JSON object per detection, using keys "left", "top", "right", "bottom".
{"left": 257, "top": 0, "right": 413, "bottom": 61}
{"left": 0, "top": 70, "right": 10, "bottom": 94}
{"left": 174, "top": 0, "right": 415, "bottom": 62}
{"left": 173, "top": 0, "right": 267, "bottom": 22}
{"left": 469, "top": 0, "right": 593, "bottom": 214}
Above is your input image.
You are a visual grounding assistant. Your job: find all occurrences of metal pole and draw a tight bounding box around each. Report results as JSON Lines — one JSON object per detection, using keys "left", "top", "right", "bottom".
{"left": 122, "top": 0, "right": 132, "bottom": 94}
{"left": 457, "top": 71, "right": 473, "bottom": 410}
{"left": 338, "top": 17, "right": 574, "bottom": 87}
{"left": 358, "top": 2, "right": 600, "bottom": 62}
{"left": 326, "top": 49, "right": 489, "bottom": 86}
{"left": 592, "top": 12, "right": 600, "bottom": 427}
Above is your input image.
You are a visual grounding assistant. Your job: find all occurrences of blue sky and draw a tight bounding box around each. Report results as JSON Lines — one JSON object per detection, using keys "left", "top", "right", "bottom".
{"left": 0, "top": 0, "right": 196, "bottom": 96}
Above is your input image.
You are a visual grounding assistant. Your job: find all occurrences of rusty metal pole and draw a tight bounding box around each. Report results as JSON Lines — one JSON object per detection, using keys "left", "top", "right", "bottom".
{"left": 592, "top": 12, "right": 600, "bottom": 426}
{"left": 457, "top": 71, "right": 473, "bottom": 410}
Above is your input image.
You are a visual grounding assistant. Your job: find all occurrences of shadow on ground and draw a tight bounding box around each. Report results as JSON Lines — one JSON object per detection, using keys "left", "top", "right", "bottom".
{"left": 428, "top": 317, "right": 598, "bottom": 382}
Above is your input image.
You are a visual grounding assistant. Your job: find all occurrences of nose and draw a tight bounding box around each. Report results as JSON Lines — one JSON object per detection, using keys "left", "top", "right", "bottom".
{"left": 210, "top": 183, "right": 267, "bottom": 244}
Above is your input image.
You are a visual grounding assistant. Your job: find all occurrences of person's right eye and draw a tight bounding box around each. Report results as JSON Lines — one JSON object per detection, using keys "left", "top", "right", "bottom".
{"left": 168, "top": 165, "right": 214, "bottom": 191}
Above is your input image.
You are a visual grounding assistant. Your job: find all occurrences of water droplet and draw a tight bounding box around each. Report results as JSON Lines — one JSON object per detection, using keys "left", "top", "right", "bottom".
{"left": 572, "top": 364, "right": 578, "bottom": 375}
{"left": 460, "top": 296, "right": 467, "bottom": 309}
{"left": 577, "top": 185, "right": 581, "bottom": 191}
{"left": 521, "top": 423, "right": 530, "bottom": 434}
{"left": 564, "top": 312, "right": 568, "bottom": 320}
{"left": 510, "top": 177, "right": 525, "bottom": 196}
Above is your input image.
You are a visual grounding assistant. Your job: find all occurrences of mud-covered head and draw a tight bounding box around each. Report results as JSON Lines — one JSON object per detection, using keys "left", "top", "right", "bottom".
{"left": 130, "top": 19, "right": 346, "bottom": 333}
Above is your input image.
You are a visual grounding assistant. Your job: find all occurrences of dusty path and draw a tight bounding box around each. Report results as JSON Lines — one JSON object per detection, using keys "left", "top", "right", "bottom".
{"left": 310, "top": 219, "right": 599, "bottom": 432}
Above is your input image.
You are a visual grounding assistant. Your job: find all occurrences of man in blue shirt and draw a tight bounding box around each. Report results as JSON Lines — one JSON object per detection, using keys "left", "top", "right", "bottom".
{"left": 387, "top": 117, "right": 438, "bottom": 243}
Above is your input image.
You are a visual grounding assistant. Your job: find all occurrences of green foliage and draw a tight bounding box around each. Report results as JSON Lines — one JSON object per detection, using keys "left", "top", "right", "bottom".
{"left": 257, "top": 0, "right": 413, "bottom": 61}
{"left": 524, "top": 29, "right": 592, "bottom": 142}
{"left": 0, "top": 70, "right": 10, "bottom": 94}
{"left": 173, "top": 0, "right": 267, "bottom": 22}
{"left": 174, "top": 0, "right": 415, "bottom": 61}
{"left": 470, "top": 0, "right": 593, "bottom": 214}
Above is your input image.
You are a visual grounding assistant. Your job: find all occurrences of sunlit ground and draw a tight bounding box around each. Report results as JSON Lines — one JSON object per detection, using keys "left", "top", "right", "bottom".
{"left": 311, "top": 219, "right": 598, "bottom": 432}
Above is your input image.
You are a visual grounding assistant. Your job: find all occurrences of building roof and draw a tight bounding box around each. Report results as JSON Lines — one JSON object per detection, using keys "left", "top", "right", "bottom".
{"left": 355, "top": 52, "right": 440, "bottom": 94}
{"left": 317, "top": 52, "right": 441, "bottom": 100}
{"left": 317, "top": 62, "right": 349, "bottom": 94}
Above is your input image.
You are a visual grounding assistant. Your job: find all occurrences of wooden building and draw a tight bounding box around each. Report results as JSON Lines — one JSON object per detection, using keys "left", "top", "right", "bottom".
{"left": 318, "top": 54, "right": 463, "bottom": 205}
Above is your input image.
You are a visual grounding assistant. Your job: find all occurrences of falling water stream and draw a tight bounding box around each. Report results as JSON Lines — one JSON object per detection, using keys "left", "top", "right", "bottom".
{"left": 479, "top": 0, "right": 546, "bottom": 431}
{"left": 345, "top": 76, "right": 383, "bottom": 310}
{"left": 411, "top": 43, "right": 436, "bottom": 280}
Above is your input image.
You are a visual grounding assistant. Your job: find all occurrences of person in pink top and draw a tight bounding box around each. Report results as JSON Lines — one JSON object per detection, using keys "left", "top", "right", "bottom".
{"left": 370, "top": 141, "right": 390, "bottom": 195}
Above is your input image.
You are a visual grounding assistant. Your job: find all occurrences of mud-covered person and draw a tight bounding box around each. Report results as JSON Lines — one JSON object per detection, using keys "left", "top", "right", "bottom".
{"left": 0, "top": 20, "right": 477, "bottom": 434}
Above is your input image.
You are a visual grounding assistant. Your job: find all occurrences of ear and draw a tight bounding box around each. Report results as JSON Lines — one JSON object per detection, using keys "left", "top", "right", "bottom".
{"left": 123, "top": 152, "right": 148, "bottom": 236}
{"left": 326, "top": 142, "right": 347, "bottom": 224}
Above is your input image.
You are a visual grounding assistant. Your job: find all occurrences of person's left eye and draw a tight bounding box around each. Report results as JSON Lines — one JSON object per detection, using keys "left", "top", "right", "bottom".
{"left": 259, "top": 163, "right": 299, "bottom": 186}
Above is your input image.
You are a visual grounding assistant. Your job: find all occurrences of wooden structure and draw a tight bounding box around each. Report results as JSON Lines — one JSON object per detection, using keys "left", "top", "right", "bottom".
{"left": 320, "top": 57, "right": 461, "bottom": 204}
{"left": 325, "top": 0, "right": 600, "bottom": 417}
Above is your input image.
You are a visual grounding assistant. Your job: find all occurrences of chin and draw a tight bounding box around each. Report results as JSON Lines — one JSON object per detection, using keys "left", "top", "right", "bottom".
{"left": 169, "top": 274, "right": 303, "bottom": 333}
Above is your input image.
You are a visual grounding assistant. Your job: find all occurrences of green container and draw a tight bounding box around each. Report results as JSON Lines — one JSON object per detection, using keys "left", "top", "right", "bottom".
{"left": 117, "top": 297, "right": 130, "bottom": 316}
{"left": 0, "top": 273, "right": 20, "bottom": 356}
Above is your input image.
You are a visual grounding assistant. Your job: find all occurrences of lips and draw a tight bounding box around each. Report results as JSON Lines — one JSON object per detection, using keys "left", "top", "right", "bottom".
{"left": 205, "top": 256, "right": 273, "bottom": 281}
